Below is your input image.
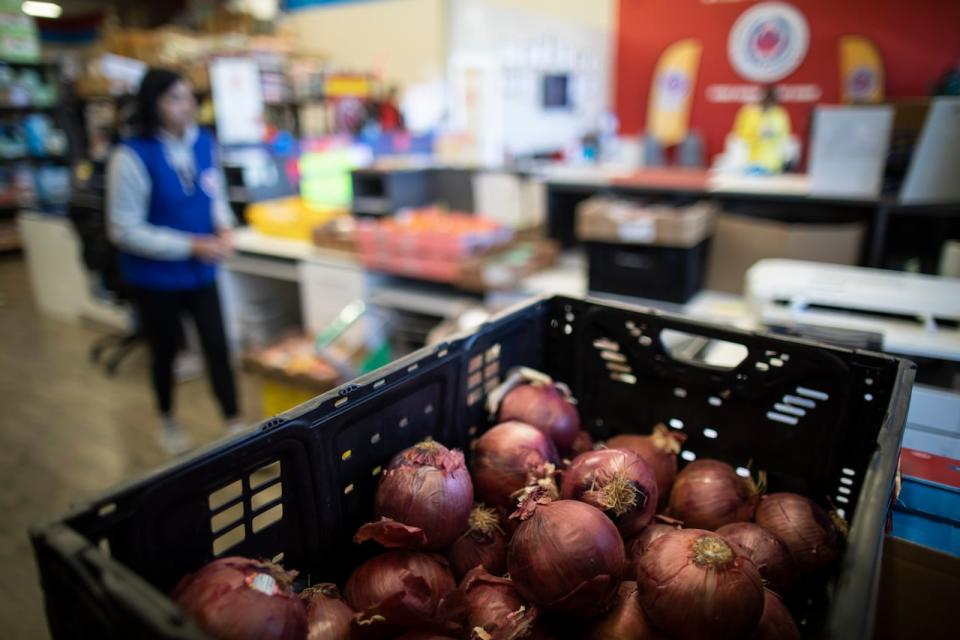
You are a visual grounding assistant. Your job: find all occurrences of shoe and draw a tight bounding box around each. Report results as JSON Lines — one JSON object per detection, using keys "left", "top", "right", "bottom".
{"left": 158, "top": 424, "right": 193, "bottom": 455}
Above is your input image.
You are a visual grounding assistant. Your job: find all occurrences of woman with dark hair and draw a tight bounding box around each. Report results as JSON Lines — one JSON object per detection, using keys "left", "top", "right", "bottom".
{"left": 107, "top": 68, "right": 241, "bottom": 454}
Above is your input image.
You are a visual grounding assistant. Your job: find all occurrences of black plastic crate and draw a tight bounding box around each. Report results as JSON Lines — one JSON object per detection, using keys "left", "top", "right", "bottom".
{"left": 30, "top": 295, "right": 915, "bottom": 639}
{"left": 587, "top": 239, "right": 710, "bottom": 303}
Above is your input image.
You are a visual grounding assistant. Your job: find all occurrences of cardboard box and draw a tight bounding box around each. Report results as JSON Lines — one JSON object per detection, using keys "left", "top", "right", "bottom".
{"left": 705, "top": 214, "right": 865, "bottom": 294}
{"left": 576, "top": 197, "right": 716, "bottom": 248}
{"left": 874, "top": 536, "right": 959, "bottom": 640}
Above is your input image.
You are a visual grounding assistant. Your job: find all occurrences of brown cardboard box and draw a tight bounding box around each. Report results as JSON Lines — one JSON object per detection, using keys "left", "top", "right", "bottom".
{"left": 874, "top": 536, "right": 958, "bottom": 640}
{"left": 576, "top": 197, "right": 716, "bottom": 248}
{"left": 705, "top": 213, "right": 865, "bottom": 293}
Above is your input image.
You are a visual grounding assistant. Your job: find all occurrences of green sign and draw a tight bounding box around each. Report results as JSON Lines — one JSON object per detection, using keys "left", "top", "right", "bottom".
{"left": 0, "top": 12, "right": 40, "bottom": 63}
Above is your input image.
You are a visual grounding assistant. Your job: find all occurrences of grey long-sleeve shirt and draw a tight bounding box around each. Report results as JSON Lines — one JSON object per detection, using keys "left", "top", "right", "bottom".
{"left": 106, "top": 125, "right": 236, "bottom": 260}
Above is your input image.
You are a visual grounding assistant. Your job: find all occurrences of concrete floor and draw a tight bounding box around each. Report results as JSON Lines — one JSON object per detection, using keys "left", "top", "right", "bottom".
{"left": 0, "top": 255, "right": 259, "bottom": 639}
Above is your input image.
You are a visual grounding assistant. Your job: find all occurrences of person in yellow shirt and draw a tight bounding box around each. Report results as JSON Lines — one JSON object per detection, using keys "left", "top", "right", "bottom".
{"left": 733, "top": 86, "right": 791, "bottom": 174}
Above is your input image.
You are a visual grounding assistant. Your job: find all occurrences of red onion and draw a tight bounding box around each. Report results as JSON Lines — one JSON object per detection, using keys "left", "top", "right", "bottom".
{"left": 608, "top": 424, "right": 687, "bottom": 510}
{"left": 754, "top": 492, "right": 844, "bottom": 578}
{"left": 570, "top": 430, "right": 595, "bottom": 456}
{"left": 668, "top": 459, "right": 761, "bottom": 530}
{"left": 635, "top": 528, "right": 765, "bottom": 640}
{"left": 498, "top": 380, "right": 580, "bottom": 452}
{"left": 560, "top": 448, "right": 659, "bottom": 538}
{"left": 751, "top": 589, "right": 801, "bottom": 640}
{"left": 449, "top": 504, "right": 508, "bottom": 580}
{"left": 585, "top": 581, "right": 667, "bottom": 640}
{"left": 171, "top": 556, "right": 307, "bottom": 640}
{"left": 507, "top": 489, "right": 624, "bottom": 616}
{"left": 344, "top": 551, "right": 465, "bottom": 638}
{"left": 460, "top": 566, "right": 541, "bottom": 640}
{"left": 355, "top": 440, "right": 473, "bottom": 550}
{"left": 302, "top": 583, "right": 354, "bottom": 640}
{"left": 473, "top": 422, "right": 559, "bottom": 510}
{"left": 716, "top": 522, "right": 796, "bottom": 594}
{"left": 626, "top": 515, "right": 684, "bottom": 577}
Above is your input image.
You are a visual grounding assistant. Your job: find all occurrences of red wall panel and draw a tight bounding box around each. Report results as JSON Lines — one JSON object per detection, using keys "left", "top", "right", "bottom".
{"left": 615, "top": 0, "right": 960, "bottom": 160}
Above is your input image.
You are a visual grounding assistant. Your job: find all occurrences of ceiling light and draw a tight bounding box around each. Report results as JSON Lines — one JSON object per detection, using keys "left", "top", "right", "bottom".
{"left": 22, "top": 1, "right": 62, "bottom": 19}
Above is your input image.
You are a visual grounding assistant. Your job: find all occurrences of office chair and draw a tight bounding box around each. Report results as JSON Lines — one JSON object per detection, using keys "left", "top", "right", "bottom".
{"left": 68, "top": 159, "right": 142, "bottom": 376}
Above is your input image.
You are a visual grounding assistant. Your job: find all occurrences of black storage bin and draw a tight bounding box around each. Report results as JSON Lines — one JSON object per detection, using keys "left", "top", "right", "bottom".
{"left": 30, "top": 295, "right": 914, "bottom": 640}
{"left": 587, "top": 239, "right": 710, "bottom": 303}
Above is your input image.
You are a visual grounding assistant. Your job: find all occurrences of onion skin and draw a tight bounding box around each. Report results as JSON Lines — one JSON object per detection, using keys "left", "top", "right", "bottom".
{"left": 302, "top": 583, "right": 355, "bottom": 640}
{"left": 498, "top": 383, "right": 580, "bottom": 452}
{"left": 355, "top": 441, "right": 473, "bottom": 550}
{"left": 507, "top": 492, "right": 624, "bottom": 617}
{"left": 635, "top": 528, "right": 765, "bottom": 640}
{"left": 171, "top": 557, "right": 307, "bottom": 640}
{"left": 716, "top": 522, "right": 796, "bottom": 594}
{"left": 460, "top": 567, "right": 542, "bottom": 640}
{"left": 668, "top": 459, "right": 759, "bottom": 530}
{"left": 608, "top": 424, "right": 686, "bottom": 510}
{"left": 449, "top": 504, "right": 508, "bottom": 581}
{"left": 560, "top": 448, "right": 659, "bottom": 539}
{"left": 344, "top": 552, "right": 464, "bottom": 638}
{"left": 625, "top": 516, "right": 684, "bottom": 578}
{"left": 473, "top": 422, "right": 559, "bottom": 510}
{"left": 754, "top": 492, "right": 843, "bottom": 578}
{"left": 585, "top": 581, "right": 668, "bottom": 640}
{"left": 751, "top": 589, "right": 801, "bottom": 640}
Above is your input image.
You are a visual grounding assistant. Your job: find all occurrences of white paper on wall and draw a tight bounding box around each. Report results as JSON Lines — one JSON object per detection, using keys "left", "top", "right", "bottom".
{"left": 211, "top": 57, "right": 265, "bottom": 145}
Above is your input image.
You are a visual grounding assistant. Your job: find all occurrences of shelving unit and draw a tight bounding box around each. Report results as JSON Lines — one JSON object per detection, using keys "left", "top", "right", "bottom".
{"left": 0, "top": 57, "right": 73, "bottom": 239}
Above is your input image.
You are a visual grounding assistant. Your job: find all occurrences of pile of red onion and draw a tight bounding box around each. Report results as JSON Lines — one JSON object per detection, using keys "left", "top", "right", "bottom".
{"left": 560, "top": 448, "right": 658, "bottom": 539}
{"left": 472, "top": 421, "right": 558, "bottom": 511}
{"left": 355, "top": 440, "right": 474, "bottom": 550}
{"left": 171, "top": 368, "right": 851, "bottom": 639}
{"left": 172, "top": 556, "right": 307, "bottom": 640}
{"left": 668, "top": 459, "right": 761, "bottom": 530}
{"left": 491, "top": 368, "right": 581, "bottom": 454}
{"left": 607, "top": 423, "right": 686, "bottom": 509}
{"left": 448, "top": 504, "right": 508, "bottom": 580}
{"left": 636, "top": 528, "right": 765, "bottom": 640}
{"left": 508, "top": 487, "right": 625, "bottom": 617}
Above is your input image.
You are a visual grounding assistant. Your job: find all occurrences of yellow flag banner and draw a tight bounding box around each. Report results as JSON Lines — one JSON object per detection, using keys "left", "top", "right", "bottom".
{"left": 646, "top": 38, "right": 703, "bottom": 147}
{"left": 839, "top": 35, "right": 885, "bottom": 104}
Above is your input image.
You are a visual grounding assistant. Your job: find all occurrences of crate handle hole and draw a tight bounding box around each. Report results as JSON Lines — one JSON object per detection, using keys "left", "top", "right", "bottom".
{"left": 660, "top": 329, "right": 749, "bottom": 370}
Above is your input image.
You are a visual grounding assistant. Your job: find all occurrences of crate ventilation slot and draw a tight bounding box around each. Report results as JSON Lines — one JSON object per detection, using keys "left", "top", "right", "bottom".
{"left": 624, "top": 320, "right": 654, "bottom": 346}
{"left": 767, "top": 386, "right": 829, "bottom": 426}
{"left": 209, "top": 461, "right": 284, "bottom": 556}
{"left": 466, "top": 342, "right": 501, "bottom": 407}
{"left": 593, "top": 337, "right": 636, "bottom": 384}
{"left": 834, "top": 468, "right": 858, "bottom": 508}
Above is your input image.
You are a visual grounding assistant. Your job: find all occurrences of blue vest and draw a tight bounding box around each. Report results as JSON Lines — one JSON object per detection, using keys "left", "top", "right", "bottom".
{"left": 118, "top": 129, "right": 218, "bottom": 290}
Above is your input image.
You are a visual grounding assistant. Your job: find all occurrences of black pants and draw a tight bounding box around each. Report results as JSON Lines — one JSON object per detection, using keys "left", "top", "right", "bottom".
{"left": 134, "top": 283, "right": 238, "bottom": 420}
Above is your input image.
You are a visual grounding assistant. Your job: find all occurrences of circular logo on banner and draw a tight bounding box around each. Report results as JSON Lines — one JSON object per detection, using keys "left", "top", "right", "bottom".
{"left": 659, "top": 69, "right": 691, "bottom": 110}
{"left": 728, "top": 2, "right": 809, "bottom": 83}
{"left": 849, "top": 66, "right": 877, "bottom": 99}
